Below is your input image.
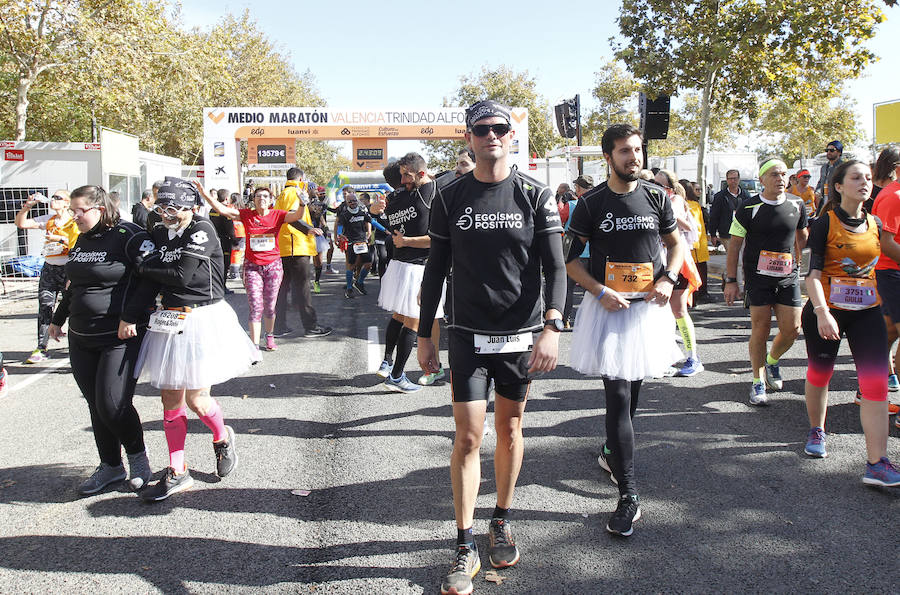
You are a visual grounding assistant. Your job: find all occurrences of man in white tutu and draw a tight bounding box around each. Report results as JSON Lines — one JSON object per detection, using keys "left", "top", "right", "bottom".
{"left": 376, "top": 152, "right": 444, "bottom": 392}
{"left": 132, "top": 177, "right": 259, "bottom": 501}
{"left": 565, "top": 123, "right": 685, "bottom": 537}
{"left": 417, "top": 100, "right": 566, "bottom": 595}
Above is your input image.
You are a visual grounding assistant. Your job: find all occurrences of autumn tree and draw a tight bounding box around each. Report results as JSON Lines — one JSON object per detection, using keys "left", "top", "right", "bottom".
{"left": 423, "top": 66, "right": 555, "bottom": 171}
{"left": 613, "top": 0, "right": 885, "bottom": 193}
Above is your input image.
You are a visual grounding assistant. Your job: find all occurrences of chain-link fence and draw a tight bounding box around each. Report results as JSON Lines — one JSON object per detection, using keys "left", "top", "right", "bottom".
{"left": 0, "top": 187, "right": 51, "bottom": 313}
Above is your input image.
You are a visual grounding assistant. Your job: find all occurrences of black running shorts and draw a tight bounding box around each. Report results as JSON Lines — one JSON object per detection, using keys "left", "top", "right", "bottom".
{"left": 448, "top": 330, "right": 531, "bottom": 402}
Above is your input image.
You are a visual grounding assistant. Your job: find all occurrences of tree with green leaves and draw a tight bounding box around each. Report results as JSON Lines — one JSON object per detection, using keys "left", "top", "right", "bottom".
{"left": 613, "top": 0, "right": 885, "bottom": 193}
{"left": 423, "top": 66, "right": 555, "bottom": 171}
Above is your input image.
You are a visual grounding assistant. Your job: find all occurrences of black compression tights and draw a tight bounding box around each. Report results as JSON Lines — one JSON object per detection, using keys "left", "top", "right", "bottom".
{"left": 603, "top": 377, "right": 642, "bottom": 496}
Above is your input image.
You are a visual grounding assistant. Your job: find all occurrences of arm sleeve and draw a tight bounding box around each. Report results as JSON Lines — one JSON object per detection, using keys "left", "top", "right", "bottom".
{"left": 370, "top": 218, "right": 387, "bottom": 233}
{"left": 428, "top": 192, "right": 451, "bottom": 241}
{"left": 538, "top": 231, "right": 566, "bottom": 313}
{"left": 289, "top": 220, "right": 315, "bottom": 234}
{"left": 120, "top": 227, "right": 161, "bottom": 323}
{"left": 807, "top": 214, "right": 829, "bottom": 271}
{"left": 417, "top": 239, "right": 451, "bottom": 338}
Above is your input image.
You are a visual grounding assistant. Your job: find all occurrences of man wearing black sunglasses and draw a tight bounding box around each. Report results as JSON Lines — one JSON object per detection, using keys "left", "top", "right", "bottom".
{"left": 418, "top": 100, "right": 566, "bottom": 595}
{"left": 815, "top": 139, "right": 843, "bottom": 207}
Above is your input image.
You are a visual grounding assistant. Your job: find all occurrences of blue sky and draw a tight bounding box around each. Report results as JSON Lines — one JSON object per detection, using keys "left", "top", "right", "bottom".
{"left": 179, "top": 0, "right": 899, "bottom": 155}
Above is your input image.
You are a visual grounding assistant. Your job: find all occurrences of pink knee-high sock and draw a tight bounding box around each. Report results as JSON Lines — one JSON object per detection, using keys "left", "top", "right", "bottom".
{"left": 198, "top": 399, "right": 227, "bottom": 442}
{"left": 163, "top": 406, "right": 188, "bottom": 473}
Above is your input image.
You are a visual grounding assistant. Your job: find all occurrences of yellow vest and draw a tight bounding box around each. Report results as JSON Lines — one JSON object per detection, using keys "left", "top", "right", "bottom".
{"left": 274, "top": 181, "right": 317, "bottom": 256}
{"left": 686, "top": 200, "right": 709, "bottom": 263}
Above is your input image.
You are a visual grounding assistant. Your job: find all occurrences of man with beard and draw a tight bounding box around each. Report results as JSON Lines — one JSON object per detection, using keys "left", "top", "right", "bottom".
{"left": 418, "top": 100, "right": 565, "bottom": 594}
{"left": 566, "top": 123, "right": 685, "bottom": 537}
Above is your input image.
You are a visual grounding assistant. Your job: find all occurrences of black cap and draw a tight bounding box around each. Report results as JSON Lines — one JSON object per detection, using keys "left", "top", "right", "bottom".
{"left": 156, "top": 176, "right": 200, "bottom": 209}
{"left": 574, "top": 175, "right": 594, "bottom": 190}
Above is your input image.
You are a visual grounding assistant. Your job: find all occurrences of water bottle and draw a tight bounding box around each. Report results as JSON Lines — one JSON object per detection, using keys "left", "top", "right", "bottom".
{"left": 32, "top": 192, "right": 49, "bottom": 204}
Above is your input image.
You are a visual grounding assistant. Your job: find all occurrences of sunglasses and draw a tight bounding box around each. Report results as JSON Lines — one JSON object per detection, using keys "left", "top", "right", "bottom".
{"left": 470, "top": 123, "right": 511, "bottom": 138}
{"left": 51, "top": 195, "right": 66, "bottom": 201}
{"left": 153, "top": 205, "right": 190, "bottom": 218}
{"left": 826, "top": 148, "right": 837, "bottom": 152}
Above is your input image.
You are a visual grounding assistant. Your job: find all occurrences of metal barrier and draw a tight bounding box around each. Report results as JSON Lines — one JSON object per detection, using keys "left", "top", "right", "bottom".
{"left": 0, "top": 188, "right": 50, "bottom": 310}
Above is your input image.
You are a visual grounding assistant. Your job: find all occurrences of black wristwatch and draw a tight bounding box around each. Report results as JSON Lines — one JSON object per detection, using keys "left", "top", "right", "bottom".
{"left": 543, "top": 319, "right": 565, "bottom": 332}
{"left": 660, "top": 270, "right": 678, "bottom": 285}
{"left": 725, "top": 277, "right": 738, "bottom": 284}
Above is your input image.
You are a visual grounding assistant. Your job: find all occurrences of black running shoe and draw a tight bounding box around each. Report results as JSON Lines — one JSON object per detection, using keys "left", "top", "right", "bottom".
{"left": 606, "top": 493, "right": 641, "bottom": 536}
{"left": 304, "top": 325, "right": 333, "bottom": 338}
{"left": 353, "top": 281, "right": 367, "bottom": 295}
{"left": 140, "top": 467, "right": 194, "bottom": 502}
{"left": 344, "top": 289, "right": 355, "bottom": 299}
{"left": 214, "top": 425, "right": 238, "bottom": 478}
{"left": 488, "top": 518, "right": 520, "bottom": 568}
{"left": 440, "top": 544, "right": 480, "bottom": 595}
{"left": 272, "top": 327, "right": 294, "bottom": 338}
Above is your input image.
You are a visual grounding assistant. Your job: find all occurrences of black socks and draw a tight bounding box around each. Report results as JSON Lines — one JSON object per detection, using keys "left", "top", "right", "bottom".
{"left": 384, "top": 317, "right": 402, "bottom": 363}
{"left": 391, "top": 326, "right": 415, "bottom": 379}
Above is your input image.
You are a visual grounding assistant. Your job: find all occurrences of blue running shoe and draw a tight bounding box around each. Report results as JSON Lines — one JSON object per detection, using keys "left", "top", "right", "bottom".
{"left": 863, "top": 457, "right": 900, "bottom": 487}
{"left": 764, "top": 363, "right": 783, "bottom": 390}
{"left": 675, "top": 357, "right": 704, "bottom": 377}
{"left": 804, "top": 427, "right": 827, "bottom": 458}
{"left": 376, "top": 359, "right": 392, "bottom": 378}
{"left": 749, "top": 381, "right": 768, "bottom": 406}
{"left": 889, "top": 374, "right": 900, "bottom": 393}
{"left": 384, "top": 373, "right": 422, "bottom": 393}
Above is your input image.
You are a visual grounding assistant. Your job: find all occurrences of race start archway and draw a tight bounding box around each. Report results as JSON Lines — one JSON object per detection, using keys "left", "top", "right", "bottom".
{"left": 202, "top": 107, "right": 530, "bottom": 192}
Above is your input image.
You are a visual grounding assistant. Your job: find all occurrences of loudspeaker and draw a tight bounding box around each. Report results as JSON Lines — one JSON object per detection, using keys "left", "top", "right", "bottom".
{"left": 554, "top": 100, "right": 577, "bottom": 139}
{"left": 639, "top": 92, "right": 670, "bottom": 140}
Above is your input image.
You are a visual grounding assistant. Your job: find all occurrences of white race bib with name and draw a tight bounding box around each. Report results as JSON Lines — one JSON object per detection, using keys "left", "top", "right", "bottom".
{"left": 148, "top": 310, "right": 188, "bottom": 334}
{"left": 474, "top": 332, "right": 533, "bottom": 355}
{"left": 352, "top": 242, "right": 368, "bottom": 254}
{"left": 249, "top": 234, "right": 276, "bottom": 252}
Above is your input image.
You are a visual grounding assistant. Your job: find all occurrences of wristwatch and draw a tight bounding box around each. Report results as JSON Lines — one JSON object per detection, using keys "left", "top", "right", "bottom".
{"left": 725, "top": 277, "right": 738, "bottom": 284}
{"left": 543, "top": 319, "right": 565, "bottom": 332}
{"left": 661, "top": 270, "right": 679, "bottom": 285}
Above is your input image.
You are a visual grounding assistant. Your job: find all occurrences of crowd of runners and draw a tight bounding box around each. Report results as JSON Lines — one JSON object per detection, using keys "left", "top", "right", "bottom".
{"left": 3, "top": 101, "right": 900, "bottom": 595}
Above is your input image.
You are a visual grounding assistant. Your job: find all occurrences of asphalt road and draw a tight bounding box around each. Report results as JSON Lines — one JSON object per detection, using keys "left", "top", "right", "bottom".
{"left": 1, "top": 265, "right": 898, "bottom": 594}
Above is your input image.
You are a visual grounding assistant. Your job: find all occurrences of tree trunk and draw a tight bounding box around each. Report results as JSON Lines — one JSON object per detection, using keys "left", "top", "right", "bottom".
{"left": 15, "top": 70, "right": 35, "bottom": 141}
{"left": 696, "top": 66, "right": 717, "bottom": 207}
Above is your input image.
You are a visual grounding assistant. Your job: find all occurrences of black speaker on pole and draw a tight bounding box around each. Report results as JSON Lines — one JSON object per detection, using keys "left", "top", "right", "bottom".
{"left": 554, "top": 99, "right": 577, "bottom": 139}
{"left": 639, "top": 92, "right": 670, "bottom": 140}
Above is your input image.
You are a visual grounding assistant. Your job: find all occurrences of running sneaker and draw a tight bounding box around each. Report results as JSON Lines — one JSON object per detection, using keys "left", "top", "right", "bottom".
{"left": 272, "top": 327, "right": 294, "bottom": 338}
{"left": 127, "top": 450, "right": 152, "bottom": 490}
{"left": 863, "top": 457, "right": 900, "bottom": 487}
{"left": 304, "top": 325, "right": 333, "bottom": 338}
{"left": 675, "top": 357, "right": 704, "bottom": 377}
{"left": 344, "top": 289, "right": 355, "bottom": 299}
{"left": 140, "top": 467, "right": 194, "bottom": 501}
{"left": 0, "top": 368, "right": 8, "bottom": 399}
{"left": 26, "top": 349, "right": 47, "bottom": 364}
{"left": 749, "top": 381, "right": 768, "bottom": 406}
{"left": 440, "top": 544, "right": 480, "bottom": 595}
{"left": 214, "top": 425, "right": 238, "bottom": 478}
{"left": 488, "top": 518, "right": 520, "bottom": 568}
{"left": 606, "top": 493, "right": 641, "bottom": 537}
{"left": 384, "top": 374, "right": 422, "bottom": 393}
{"left": 376, "top": 359, "right": 393, "bottom": 378}
{"left": 889, "top": 374, "right": 900, "bottom": 393}
{"left": 804, "top": 427, "right": 827, "bottom": 458}
{"left": 418, "top": 367, "right": 446, "bottom": 386}
{"left": 78, "top": 463, "right": 127, "bottom": 496}
{"left": 353, "top": 281, "right": 367, "bottom": 295}
{"left": 854, "top": 390, "right": 900, "bottom": 414}
{"left": 597, "top": 443, "right": 618, "bottom": 486}
{"left": 313, "top": 281, "right": 321, "bottom": 293}
{"left": 327, "top": 265, "right": 339, "bottom": 274}
{"left": 764, "top": 363, "right": 784, "bottom": 390}
{"left": 264, "top": 334, "right": 277, "bottom": 351}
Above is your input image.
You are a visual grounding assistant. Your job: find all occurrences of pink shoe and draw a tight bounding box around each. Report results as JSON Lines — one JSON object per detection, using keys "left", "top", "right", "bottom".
{"left": 264, "top": 334, "right": 277, "bottom": 351}
{"left": 0, "top": 368, "right": 8, "bottom": 398}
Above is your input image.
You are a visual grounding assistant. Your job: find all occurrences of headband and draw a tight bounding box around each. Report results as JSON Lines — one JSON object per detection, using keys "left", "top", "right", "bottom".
{"left": 465, "top": 100, "right": 511, "bottom": 128}
{"left": 758, "top": 159, "right": 786, "bottom": 178}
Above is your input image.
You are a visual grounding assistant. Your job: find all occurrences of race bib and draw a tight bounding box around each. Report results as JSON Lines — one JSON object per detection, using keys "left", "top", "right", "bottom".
{"left": 148, "top": 310, "right": 188, "bottom": 334}
{"left": 757, "top": 250, "right": 793, "bottom": 277}
{"left": 249, "top": 234, "right": 276, "bottom": 252}
{"left": 352, "top": 242, "right": 368, "bottom": 254}
{"left": 829, "top": 277, "right": 878, "bottom": 311}
{"left": 605, "top": 261, "right": 654, "bottom": 298}
{"left": 474, "top": 332, "right": 533, "bottom": 355}
{"left": 43, "top": 242, "right": 66, "bottom": 257}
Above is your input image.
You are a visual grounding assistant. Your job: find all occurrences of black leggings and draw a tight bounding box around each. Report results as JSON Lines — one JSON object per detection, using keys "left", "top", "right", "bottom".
{"left": 603, "top": 377, "right": 642, "bottom": 496}
{"left": 69, "top": 331, "right": 146, "bottom": 466}
{"left": 37, "top": 263, "right": 67, "bottom": 350}
{"left": 373, "top": 242, "right": 389, "bottom": 277}
{"left": 276, "top": 255, "right": 318, "bottom": 331}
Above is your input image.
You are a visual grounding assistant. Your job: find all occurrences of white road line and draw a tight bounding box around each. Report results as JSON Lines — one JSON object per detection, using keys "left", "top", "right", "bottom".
{"left": 8, "top": 357, "right": 71, "bottom": 394}
{"left": 366, "top": 325, "right": 381, "bottom": 372}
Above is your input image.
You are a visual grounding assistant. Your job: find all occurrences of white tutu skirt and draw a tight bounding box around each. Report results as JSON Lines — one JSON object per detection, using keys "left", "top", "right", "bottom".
{"left": 315, "top": 235, "right": 330, "bottom": 254}
{"left": 136, "top": 300, "right": 261, "bottom": 390}
{"left": 570, "top": 295, "right": 682, "bottom": 381}
{"left": 377, "top": 260, "right": 445, "bottom": 319}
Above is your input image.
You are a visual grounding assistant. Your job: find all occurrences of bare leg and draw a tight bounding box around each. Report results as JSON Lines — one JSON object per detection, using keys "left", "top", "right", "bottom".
{"left": 451, "top": 400, "right": 487, "bottom": 529}
{"left": 493, "top": 391, "right": 528, "bottom": 509}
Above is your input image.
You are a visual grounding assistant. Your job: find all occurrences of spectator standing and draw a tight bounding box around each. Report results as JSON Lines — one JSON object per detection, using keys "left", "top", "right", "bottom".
{"left": 815, "top": 140, "right": 844, "bottom": 207}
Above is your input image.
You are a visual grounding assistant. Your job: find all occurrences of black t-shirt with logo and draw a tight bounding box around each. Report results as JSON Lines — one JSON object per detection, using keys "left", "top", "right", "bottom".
{"left": 385, "top": 181, "right": 435, "bottom": 264}
{"left": 568, "top": 180, "right": 677, "bottom": 283}
{"left": 337, "top": 207, "right": 372, "bottom": 243}
{"left": 52, "top": 220, "right": 157, "bottom": 335}
{"left": 430, "top": 169, "right": 563, "bottom": 334}
{"left": 145, "top": 216, "right": 225, "bottom": 307}
{"left": 733, "top": 195, "right": 808, "bottom": 287}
